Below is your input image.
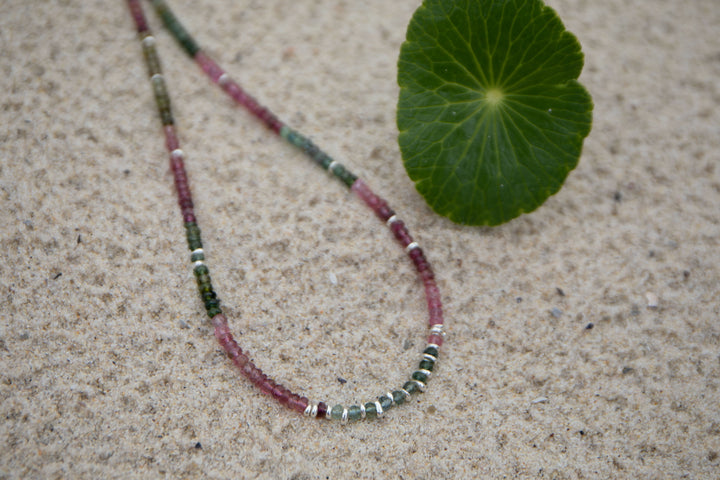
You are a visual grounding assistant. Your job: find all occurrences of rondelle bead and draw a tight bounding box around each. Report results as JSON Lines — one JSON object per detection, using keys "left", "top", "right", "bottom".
{"left": 317, "top": 402, "right": 328, "bottom": 419}
{"left": 419, "top": 358, "right": 435, "bottom": 372}
{"left": 423, "top": 346, "right": 439, "bottom": 358}
{"left": 403, "top": 381, "right": 419, "bottom": 395}
{"left": 379, "top": 395, "right": 393, "bottom": 411}
{"left": 392, "top": 390, "right": 406, "bottom": 405}
{"left": 348, "top": 405, "right": 362, "bottom": 421}
{"left": 412, "top": 370, "right": 429, "bottom": 383}
{"left": 330, "top": 404, "right": 344, "bottom": 420}
{"left": 364, "top": 402, "right": 378, "bottom": 419}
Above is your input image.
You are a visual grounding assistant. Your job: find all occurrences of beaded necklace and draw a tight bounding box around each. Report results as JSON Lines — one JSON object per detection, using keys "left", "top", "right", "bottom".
{"left": 127, "top": 0, "right": 446, "bottom": 423}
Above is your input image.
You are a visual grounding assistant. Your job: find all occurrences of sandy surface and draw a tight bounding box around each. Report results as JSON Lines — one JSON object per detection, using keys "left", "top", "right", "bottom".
{"left": 1, "top": 0, "right": 719, "bottom": 478}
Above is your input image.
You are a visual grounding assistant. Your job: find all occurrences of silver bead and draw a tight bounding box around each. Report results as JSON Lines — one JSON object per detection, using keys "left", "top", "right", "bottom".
{"left": 142, "top": 35, "right": 156, "bottom": 47}
{"left": 386, "top": 215, "right": 398, "bottom": 226}
{"left": 326, "top": 406, "right": 332, "bottom": 420}
{"left": 193, "top": 260, "right": 205, "bottom": 269}
{"left": 386, "top": 391, "right": 395, "bottom": 406}
{"left": 218, "top": 73, "right": 230, "bottom": 86}
{"left": 310, "top": 403, "right": 319, "bottom": 418}
{"left": 427, "top": 343, "right": 440, "bottom": 350}
{"left": 423, "top": 353, "right": 438, "bottom": 362}
{"left": 375, "top": 401, "right": 384, "bottom": 418}
{"left": 405, "top": 241, "right": 420, "bottom": 253}
{"left": 401, "top": 389, "right": 411, "bottom": 400}
{"left": 171, "top": 148, "right": 185, "bottom": 160}
{"left": 151, "top": 72, "right": 164, "bottom": 82}
{"left": 418, "top": 368, "right": 433, "bottom": 378}
{"left": 304, "top": 403, "right": 313, "bottom": 417}
{"left": 341, "top": 408, "right": 349, "bottom": 424}
{"left": 359, "top": 403, "right": 366, "bottom": 419}
{"left": 327, "top": 160, "right": 338, "bottom": 173}
{"left": 413, "top": 379, "right": 426, "bottom": 392}
{"left": 430, "top": 324, "right": 446, "bottom": 336}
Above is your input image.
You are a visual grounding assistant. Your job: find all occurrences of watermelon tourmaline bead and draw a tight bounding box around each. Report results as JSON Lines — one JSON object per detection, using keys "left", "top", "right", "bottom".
{"left": 419, "top": 358, "right": 435, "bottom": 372}
{"left": 330, "top": 404, "right": 344, "bottom": 420}
{"left": 403, "top": 381, "right": 419, "bottom": 395}
{"left": 412, "top": 370, "right": 429, "bottom": 383}
{"left": 347, "top": 405, "right": 362, "bottom": 421}
{"left": 423, "top": 346, "right": 439, "bottom": 358}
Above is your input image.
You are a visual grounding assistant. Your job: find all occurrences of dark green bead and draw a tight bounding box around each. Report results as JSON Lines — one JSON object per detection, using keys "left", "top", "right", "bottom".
{"left": 330, "top": 404, "right": 344, "bottom": 420}
{"left": 190, "top": 251, "right": 205, "bottom": 262}
{"left": 347, "top": 405, "right": 362, "bottom": 421}
{"left": 317, "top": 153, "right": 333, "bottom": 169}
{"left": 392, "top": 391, "right": 406, "bottom": 405}
{"left": 379, "top": 395, "right": 392, "bottom": 410}
{"left": 185, "top": 223, "right": 203, "bottom": 250}
{"left": 419, "top": 359, "right": 435, "bottom": 372}
{"left": 331, "top": 164, "right": 357, "bottom": 187}
{"left": 423, "top": 346, "right": 439, "bottom": 358}
{"left": 403, "top": 381, "right": 419, "bottom": 395}
{"left": 142, "top": 41, "right": 162, "bottom": 77}
{"left": 412, "top": 371, "right": 428, "bottom": 383}
{"left": 206, "top": 306, "right": 222, "bottom": 318}
{"left": 198, "top": 282, "right": 214, "bottom": 294}
{"left": 193, "top": 264, "right": 209, "bottom": 276}
{"left": 204, "top": 298, "right": 220, "bottom": 310}
{"left": 153, "top": 0, "right": 199, "bottom": 57}
{"left": 201, "top": 290, "right": 216, "bottom": 299}
{"left": 364, "top": 402, "right": 377, "bottom": 419}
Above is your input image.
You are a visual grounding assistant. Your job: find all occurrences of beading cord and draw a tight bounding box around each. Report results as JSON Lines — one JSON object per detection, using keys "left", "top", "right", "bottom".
{"left": 127, "top": 0, "right": 446, "bottom": 422}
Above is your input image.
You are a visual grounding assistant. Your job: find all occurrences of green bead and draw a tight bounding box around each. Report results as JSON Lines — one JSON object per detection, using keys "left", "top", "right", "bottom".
{"left": 412, "top": 371, "right": 428, "bottom": 383}
{"left": 423, "top": 346, "right": 439, "bottom": 358}
{"left": 142, "top": 40, "right": 162, "bottom": 77}
{"left": 185, "top": 223, "right": 203, "bottom": 250}
{"left": 190, "top": 251, "right": 205, "bottom": 262}
{"left": 392, "top": 391, "right": 406, "bottom": 405}
{"left": 201, "top": 291, "right": 217, "bottom": 302}
{"left": 403, "top": 381, "right": 419, "bottom": 395}
{"left": 364, "top": 402, "right": 377, "bottom": 419}
{"left": 206, "top": 306, "right": 222, "bottom": 318}
{"left": 193, "top": 264, "right": 209, "bottom": 276}
{"left": 419, "top": 359, "right": 435, "bottom": 372}
{"left": 317, "top": 153, "right": 333, "bottom": 170}
{"left": 153, "top": 0, "right": 199, "bottom": 57}
{"left": 330, "top": 404, "right": 344, "bottom": 420}
{"left": 379, "top": 395, "right": 392, "bottom": 411}
{"left": 347, "top": 405, "right": 362, "bottom": 421}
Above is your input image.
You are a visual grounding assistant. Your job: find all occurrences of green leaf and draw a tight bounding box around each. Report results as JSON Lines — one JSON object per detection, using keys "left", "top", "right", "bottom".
{"left": 397, "top": 0, "right": 593, "bottom": 226}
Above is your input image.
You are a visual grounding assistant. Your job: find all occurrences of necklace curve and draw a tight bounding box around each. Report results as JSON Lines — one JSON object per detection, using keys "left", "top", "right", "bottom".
{"left": 127, "top": 0, "right": 446, "bottom": 423}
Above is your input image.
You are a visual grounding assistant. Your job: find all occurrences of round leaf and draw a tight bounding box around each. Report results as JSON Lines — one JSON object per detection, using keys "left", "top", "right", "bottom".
{"left": 397, "top": 0, "right": 593, "bottom": 226}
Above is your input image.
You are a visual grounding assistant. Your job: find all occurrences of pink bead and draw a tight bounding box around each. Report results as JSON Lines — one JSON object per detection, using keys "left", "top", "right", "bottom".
{"left": 164, "top": 126, "right": 179, "bottom": 151}
{"left": 351, "top": 179, "right": 395, "bottom": 222}
{"left": 428, "top": 334, "right": 444, "bottom": 346}
{"left": 212, "top": 313, "right": 229, "bottom": 330}
{"left": 194, "top": 52, "right": 225, "bottom": 83}
{"left": 390, "top": 221, "right": 413, "bottom": 248}
{"left": 232, "top": 353, "right": 249, "bottom": 369}
{"left": 127, "top": 0, "right": 149, "bottom": 33}
{"left": 259, "top": 379, "right": 275, "bottom": 395}
{"left": 289, "top": 396, "right": 309, "bottom": 414}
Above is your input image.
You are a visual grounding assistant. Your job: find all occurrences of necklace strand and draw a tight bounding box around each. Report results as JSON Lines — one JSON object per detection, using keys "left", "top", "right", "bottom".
{"left": 127, "top": 0, "right": 446, "bottom": 422}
